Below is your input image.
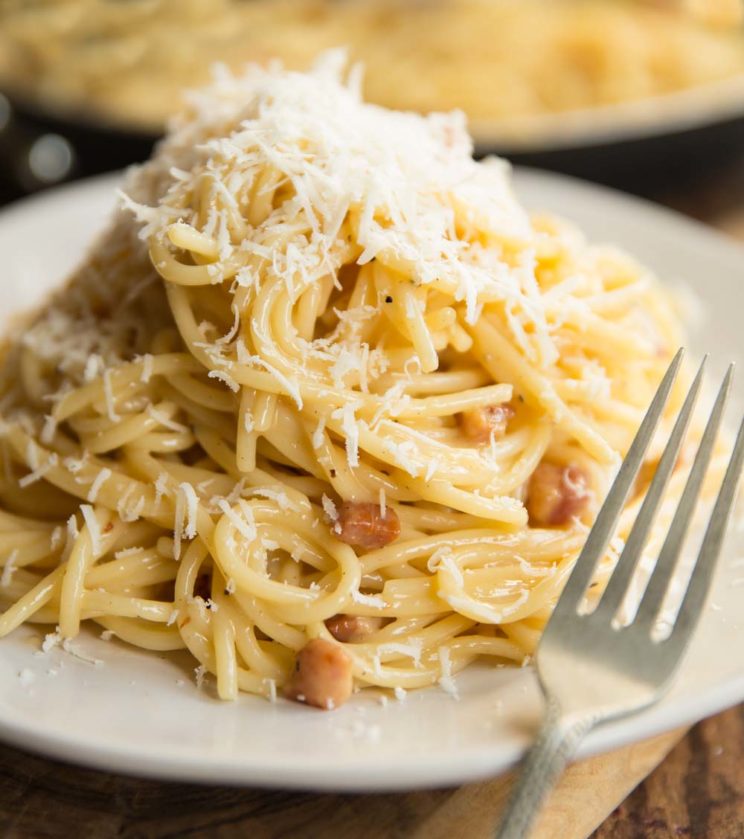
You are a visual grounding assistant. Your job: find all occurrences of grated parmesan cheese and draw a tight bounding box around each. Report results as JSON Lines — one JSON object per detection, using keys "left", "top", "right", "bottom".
{"left": 120, "top": 494, "right": 145, "bottom": 523}
{"left": 83, "top": 354, "right": 103, "bottom": 383}
{"left": 1, "top": 549, "right": 19, "bottom": 588}
{"left": 321, "top": 494, "right": 338, "bottom": 522}
{"left": 19, "top": 453, "right": 58, "bottom": 488}
{"left": 332, "top": 403, "right": 360, "bottom": 469}
{"left": 87, "top": 467, "right": 112, "bottom": 503}
{"left": 147, "top": 405, "right": 188, "bottom": 433}
{"left": 63, "top": 454, "right": 88, "bottom": 474}
{"left": 102, "top": 368, "right": 121, "bottom": 422}
{"left": 265, "top": 678, "right": 277, "bottom": 703}
{"left": 174, "top": 481, "right": 199, "bottom": 560}
{"left": 179, "top": 482, "right": 199, "bottom": 539}
{"left": 114, "top": 546, "right": 144, "bottom": 560}
{"left": 235, "top": 348, "right": 303, "bottom": 409}
{"left": 378, "top": 640, "right": 422, "bottom": 665}
{"left": 312, "top": 415, "right": 326, "bottom": 450}
{"left": 351, "top": 590, "right": 386, "bottom": 609}
{"left": 438, "top": 646, "right": 459, "bottom": 698}
{"left": 80, "top": 504, "right": 102, "bottom": 556}
{"left": 50, "top": 526, "right": 64, "bottom": 551}
{"left": 139, "top": 353, "right": 154, "bottom": 383}
{"left": 248, "top": 487, "right": 295, "bottom": 511}
{"left": 217, "top": 499, "right": 257, "bottom": 543}
{"left": 40, "top": 414, "right": 57, "bottom": 445}
{"left": 207, "top": 368, "right": 240, "bottom": 393}
{"left": 63, "top": 514, "right": 79, "bottom": 562}
{"left": 41, "top": 629, "right": 62, "bottom": 654}
{"left": 154, "top": 472, "right": 170, "bottom": 506}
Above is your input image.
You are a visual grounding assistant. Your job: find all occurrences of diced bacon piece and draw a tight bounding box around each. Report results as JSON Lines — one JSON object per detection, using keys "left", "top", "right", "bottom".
{"left": 333, "top": 502, "right": 400, "bottom": 550}
{"left": 284, "top": 638, "right": 353, "bottom": 710}
{"left": 458, "top": 404, "right": 515, "bottom": 443}
{"left": 325, "top": 614, "right": 383, "bottom": 643}
{"left": 526, "top": 463, "right": 589, "bottom": 526}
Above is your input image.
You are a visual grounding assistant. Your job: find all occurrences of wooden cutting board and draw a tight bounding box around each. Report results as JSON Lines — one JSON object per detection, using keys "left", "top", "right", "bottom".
{"left": 409, "top": 728, "right": 686, "bottom": 839}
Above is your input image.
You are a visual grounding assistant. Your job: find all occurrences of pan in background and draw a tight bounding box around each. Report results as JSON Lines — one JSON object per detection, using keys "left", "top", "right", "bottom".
{"left": 473, "top": 73, "right": 744, "bottom": 194}
{"left": 2, "top": 73, "right": 744, "bottom": 200}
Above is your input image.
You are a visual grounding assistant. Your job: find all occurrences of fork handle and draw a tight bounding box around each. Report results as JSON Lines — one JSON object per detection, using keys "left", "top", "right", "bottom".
{"left": 495, "top": 700, "right": 597, "bottom": 839}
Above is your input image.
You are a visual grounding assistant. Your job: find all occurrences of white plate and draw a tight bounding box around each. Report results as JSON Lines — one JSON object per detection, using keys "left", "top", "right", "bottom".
{"left": 0, "top": 172, "right": 742, "bottom": 791}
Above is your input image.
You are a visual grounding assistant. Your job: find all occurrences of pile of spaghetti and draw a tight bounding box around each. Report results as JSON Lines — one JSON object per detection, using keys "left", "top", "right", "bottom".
{"left": 0, "top": 54, "right": 686, "bottom": 709}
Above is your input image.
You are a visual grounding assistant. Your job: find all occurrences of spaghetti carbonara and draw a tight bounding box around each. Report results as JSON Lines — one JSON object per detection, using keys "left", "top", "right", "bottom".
{"left": 0, "top": 54, "right": 689, "bottom": 709}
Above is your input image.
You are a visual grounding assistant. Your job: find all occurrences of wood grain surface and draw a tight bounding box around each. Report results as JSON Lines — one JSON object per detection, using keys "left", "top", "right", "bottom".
{"left": 0, "top": 726, "right": 685, "bottom": 838}
{"left": 593, "top": 706, "right": 744, "bottom": 839}
{"left": 0, "top": 712, "right": 742, "bottom": 838}
{"left": 1, "top": 158, "right": 743, "bottom": 839}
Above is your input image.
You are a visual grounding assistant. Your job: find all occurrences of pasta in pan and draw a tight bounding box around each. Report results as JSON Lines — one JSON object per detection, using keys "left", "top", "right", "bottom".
{"left": 0, "top": 0, "right": 742, "bottom": 136}
{"left": 0, "top": 55, "right": 693, "bottom": 709}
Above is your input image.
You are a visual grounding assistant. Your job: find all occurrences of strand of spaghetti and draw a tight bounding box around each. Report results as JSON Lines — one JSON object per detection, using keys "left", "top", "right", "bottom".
{"left": 59, "top": 506, "right": 116, "bottom": 637}
{"left": 74, "top": 402, "right": 183, "bottom": 454}
{"left": 3, "top": 426, "right": 173, "bottom": 526}
{"left": 231, "top": 617, "right": 289, "bottom": 681}
{"left": 360, "top": 529, "right": 585, "bottom": 574}
{"left": 53, "top": 354, "right": 201, "bottom": 421}
{"left": 212, "top": 501, "right": 362, "bottom": 621}
{"left": 469, "top": 316, "right": 616, "bottom": 462}
{"left": 213, "top": 591, "right": 239, "bottom": 701}
{"left": 95, "top": 616, "right": 185, "bottom": 651}
{"left": 85, "top": 550, "right": 176, "bottom": 588}
{"left": 0, "top": 565, "right": 65, "bottom": 636}
{"left": 436, "top": 553, "right": 575, "bottom": 625}
{"left": 392, "top": 383, "right": 513, "bottom": 418}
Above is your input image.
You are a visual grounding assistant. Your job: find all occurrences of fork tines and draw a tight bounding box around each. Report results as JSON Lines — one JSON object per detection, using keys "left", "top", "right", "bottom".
{"left": 548, "top": 349, "right": 744, "bottom": 641}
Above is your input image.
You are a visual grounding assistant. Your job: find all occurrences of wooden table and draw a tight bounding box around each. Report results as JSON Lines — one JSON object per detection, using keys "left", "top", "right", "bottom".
{"left": 0, "top": 708, "right": 742, "bottom": 837}
{"left": 1, "top": 161, "right": 743, "bottom": 839}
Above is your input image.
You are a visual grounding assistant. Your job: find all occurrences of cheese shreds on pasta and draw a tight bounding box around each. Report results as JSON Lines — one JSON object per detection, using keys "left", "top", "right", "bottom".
{"left": 0, "top": 54, "right": 706, "bottom": 710}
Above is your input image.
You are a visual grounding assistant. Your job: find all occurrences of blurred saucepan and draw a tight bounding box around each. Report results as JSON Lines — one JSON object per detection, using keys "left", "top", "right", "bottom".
{"left": 2, "top": 72, "right": 744, "bottom": 199}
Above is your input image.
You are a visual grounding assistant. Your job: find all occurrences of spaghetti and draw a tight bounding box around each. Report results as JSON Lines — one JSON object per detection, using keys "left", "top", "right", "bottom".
{"left": 0, "top": 55, "right": 693, "bottom": 709}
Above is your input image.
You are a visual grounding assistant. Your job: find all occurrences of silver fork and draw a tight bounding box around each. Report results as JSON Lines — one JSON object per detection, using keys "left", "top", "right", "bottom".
{"left": 496, "top": 349, "right": 744, "bottom": 839}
